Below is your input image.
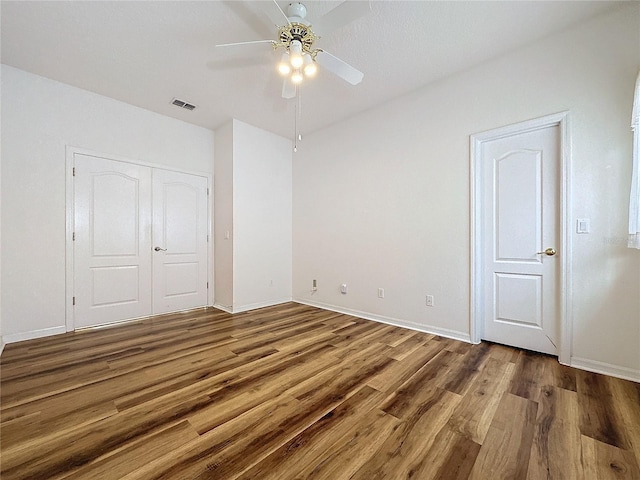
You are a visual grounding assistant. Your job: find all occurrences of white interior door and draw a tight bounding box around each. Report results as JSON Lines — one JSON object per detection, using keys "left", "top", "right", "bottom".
{"left": 480, "top": 124, "right": 560, "bottom": 355}
{"left": 73, "top": 154, "right": 152, "bottom": 328}
{"left": 73, "top": 153, "right": 209, "bottom": 329}
{"left": 152, "top": 169, "right": 208, "bottom": 314}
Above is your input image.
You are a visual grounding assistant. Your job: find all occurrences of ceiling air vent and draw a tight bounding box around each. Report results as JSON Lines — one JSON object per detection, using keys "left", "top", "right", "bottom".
{"left": 171, "top": 98, "right": 196, "bottom": 111}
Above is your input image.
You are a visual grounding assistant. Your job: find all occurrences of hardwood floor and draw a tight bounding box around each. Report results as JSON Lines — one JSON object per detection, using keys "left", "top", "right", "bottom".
{"left": 1, "top": 302, "right": 639, "bottom": 479}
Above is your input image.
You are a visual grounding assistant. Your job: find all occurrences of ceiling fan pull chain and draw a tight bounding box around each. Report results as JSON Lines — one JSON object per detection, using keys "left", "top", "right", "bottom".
{"left": 294, "top": 87, "right": 303, "bottom": 153}
{"left": 294, "top": 91, "right": 299, "bottom": 152}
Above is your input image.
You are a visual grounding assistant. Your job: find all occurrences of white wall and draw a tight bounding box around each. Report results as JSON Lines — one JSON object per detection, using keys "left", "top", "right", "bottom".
{"left": 232, "top": 120, "right": 293, "bottom": 311}
{"left": 214, "top": 121, "right": 234, "bottom": 309}
{"left": 1, "top": 65, "right": 214, "bottom": 341}
{"left": 293, "top": 5, "right": 640, "bottom": 379}
{"left": 0, "top": 86, "right": 3, "bottom": 353}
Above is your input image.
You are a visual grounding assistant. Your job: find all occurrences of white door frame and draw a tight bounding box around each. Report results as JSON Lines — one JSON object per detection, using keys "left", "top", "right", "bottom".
{"left": 65, "top": 145, "right": 214, "bottom": 332}
{"left": 470, "top": 112, "right": 572, "bottom": 365}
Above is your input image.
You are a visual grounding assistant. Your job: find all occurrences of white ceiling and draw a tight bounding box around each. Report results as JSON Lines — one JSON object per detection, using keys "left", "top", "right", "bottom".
{"left": 1, "top": 1, "right": 622, "bottom": 139}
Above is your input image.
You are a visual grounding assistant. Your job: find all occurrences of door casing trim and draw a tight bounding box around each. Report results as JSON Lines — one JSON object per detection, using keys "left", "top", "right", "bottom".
{"left": 469, "top": 111, "right": 572, "bottom": 365}
{"left": 65, "top": 145, "right": 214, "bottom": 332}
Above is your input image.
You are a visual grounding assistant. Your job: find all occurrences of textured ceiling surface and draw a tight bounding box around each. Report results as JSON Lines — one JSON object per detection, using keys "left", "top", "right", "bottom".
{"left": 1, "top": 1, "right": 621, "bottom": 139}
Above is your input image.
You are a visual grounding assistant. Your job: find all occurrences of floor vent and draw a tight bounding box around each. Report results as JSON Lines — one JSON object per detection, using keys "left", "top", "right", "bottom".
{"left": 171, "top": 98, "right": 196, "bottom": 111}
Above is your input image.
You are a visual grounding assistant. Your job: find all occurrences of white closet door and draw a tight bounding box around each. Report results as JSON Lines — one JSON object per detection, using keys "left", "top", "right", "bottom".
{"left": 73, "top": 155, "right": 152, "bottom": 328}
{"left": 152, "top": 169, "right": 208, "bottom": 314}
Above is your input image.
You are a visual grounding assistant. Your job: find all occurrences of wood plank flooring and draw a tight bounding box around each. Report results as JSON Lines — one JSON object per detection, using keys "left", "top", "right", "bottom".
{"left": 1, "top": 302, "right": 639, "bottom": 479}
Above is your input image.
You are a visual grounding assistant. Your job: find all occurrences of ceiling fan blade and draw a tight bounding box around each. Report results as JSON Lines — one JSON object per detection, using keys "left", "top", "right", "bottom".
{"left": 216, "top": 39, "right": 276, "bottom": 48}
{"left": 314, "top": 1, "right": 371, "bottom": 36}
{"left": 271, "top": 0, "right": 291, "bottom": 26}
{"left": 256, "top": 0, "right": 291, "bottom": 28}
{"left": 315, "top": 50, "right": 364, "bottom": 85}
{"left": 282, "top": 78, "right": 296, "bottom": 99}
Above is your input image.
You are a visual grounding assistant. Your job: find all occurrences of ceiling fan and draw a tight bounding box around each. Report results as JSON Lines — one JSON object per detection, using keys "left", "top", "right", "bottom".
{"left": 217, "top": 1, "right": 370, "bottom": 99}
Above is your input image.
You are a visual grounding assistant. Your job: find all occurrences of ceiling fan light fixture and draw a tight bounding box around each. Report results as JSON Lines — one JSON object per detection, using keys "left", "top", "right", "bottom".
{"left": 289, "top": 40, "right": 303, "bottom": 69}
{"left": 278, "top": 53, "right": 291, "bottom": 75}
{"left": 291, "top": 55, "right": 304, "bottom": 69}
{"left": 303, "top": 55, "right": 317, "bottom": 77}
{"left": 291, "top": 70, "right": 304, "bottom": 84}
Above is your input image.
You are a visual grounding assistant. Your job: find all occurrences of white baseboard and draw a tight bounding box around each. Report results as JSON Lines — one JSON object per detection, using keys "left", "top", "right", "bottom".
{"left": 571, "top": 356, "right": 640, "bottom": 383}
{"left": 0, "top": 336, "right": 5, "bottom": 356}
{"left": 4, "top": 326, "right": 67, "bottom": 345}
{"left": 212, "top": 303, "right": 234, "bottom": 313}
{"left": 293, "top": 298, "right": 471, "bottom": 343}
{"left": 214, "top": 298, "right": 293, "bottom": 315}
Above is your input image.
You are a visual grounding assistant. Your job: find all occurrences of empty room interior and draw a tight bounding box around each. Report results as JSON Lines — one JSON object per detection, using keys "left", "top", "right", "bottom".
{"left": 1, "top": 1, "right": 639, "bottom": 479}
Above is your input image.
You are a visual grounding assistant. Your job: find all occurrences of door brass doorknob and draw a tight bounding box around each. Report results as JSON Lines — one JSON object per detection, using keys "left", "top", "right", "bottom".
{"left": 536, "top": 247, "right": 556, "bottom": 256}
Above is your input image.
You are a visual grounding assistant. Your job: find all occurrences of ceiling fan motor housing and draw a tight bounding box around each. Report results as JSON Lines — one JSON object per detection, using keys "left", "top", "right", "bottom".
{"left": 278, "top": 22, "right": 316, "bottom": 54}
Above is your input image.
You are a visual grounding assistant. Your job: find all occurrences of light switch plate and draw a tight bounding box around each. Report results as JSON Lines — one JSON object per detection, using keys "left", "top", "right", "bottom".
{"left": 576, "top": 218, "right": 590, "bottom": 234}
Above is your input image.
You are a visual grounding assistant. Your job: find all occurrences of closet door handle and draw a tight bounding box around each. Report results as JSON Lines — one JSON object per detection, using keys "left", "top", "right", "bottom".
{"left": 154, "top": 247, "right": 167, "bottom": 252}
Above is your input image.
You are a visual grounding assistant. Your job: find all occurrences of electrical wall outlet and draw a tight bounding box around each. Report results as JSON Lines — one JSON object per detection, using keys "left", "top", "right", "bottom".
{"left": 426, "top": 295, "right": 434, "bottom": 307}
{"left": 378, "top": 288, "right": 385, "bottom": 299}
{"left": 312, "top": 279, "right": 317, "bottom": 292}
{"left": 341, "top": 284, "right": 348, "bottom": 294}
